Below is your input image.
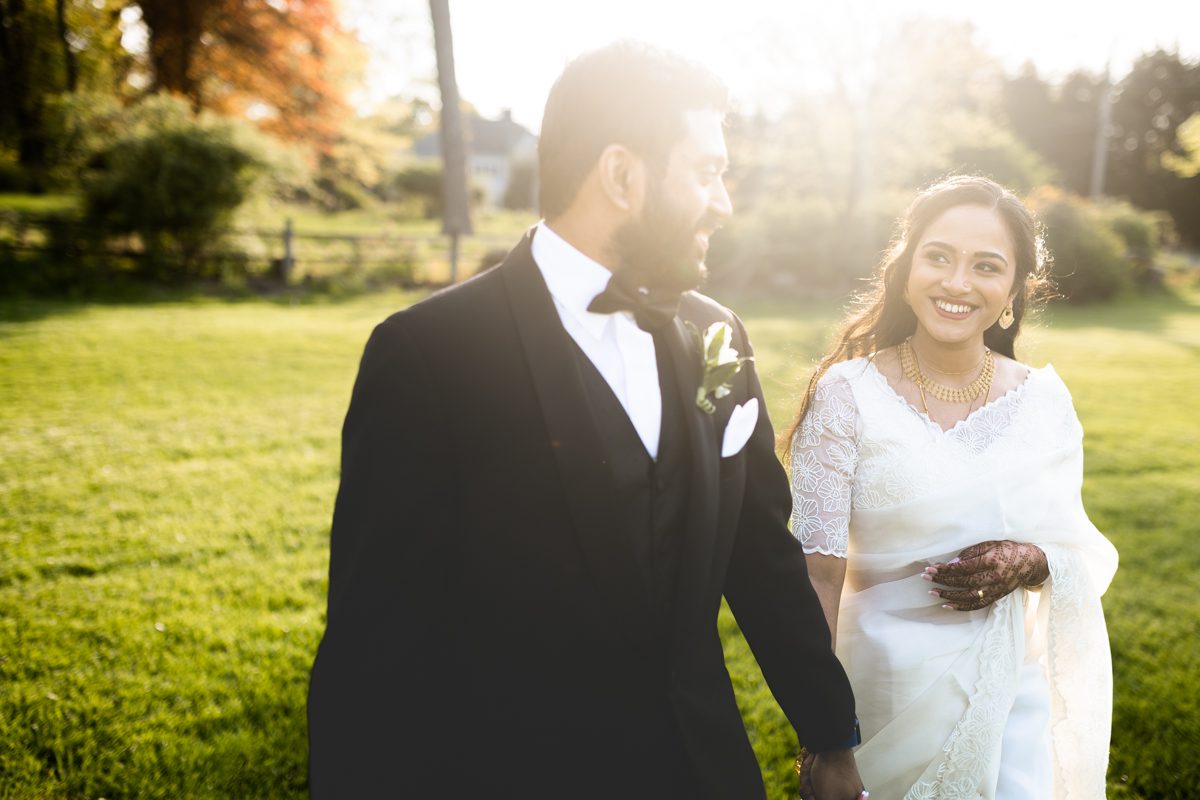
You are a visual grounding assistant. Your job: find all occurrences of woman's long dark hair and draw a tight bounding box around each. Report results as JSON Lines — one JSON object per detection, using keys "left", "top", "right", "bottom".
{"left": 783, "top": 175, "right": 1054, "bottom": 453}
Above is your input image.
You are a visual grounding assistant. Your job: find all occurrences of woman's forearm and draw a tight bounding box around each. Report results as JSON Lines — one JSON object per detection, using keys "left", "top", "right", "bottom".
{"left": 805, "top": 553, "right": 848, "bottom": 650}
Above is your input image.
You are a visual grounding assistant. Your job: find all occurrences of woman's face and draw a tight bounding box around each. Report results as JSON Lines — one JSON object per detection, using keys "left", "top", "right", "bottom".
{"left": 905, "top": 204, "right": 1017, "bottom": 348}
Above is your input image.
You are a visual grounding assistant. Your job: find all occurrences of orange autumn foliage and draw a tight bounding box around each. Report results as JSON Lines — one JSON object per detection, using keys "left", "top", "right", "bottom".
{"left": 137, "top": 0, "right": 359, "bottom": 152}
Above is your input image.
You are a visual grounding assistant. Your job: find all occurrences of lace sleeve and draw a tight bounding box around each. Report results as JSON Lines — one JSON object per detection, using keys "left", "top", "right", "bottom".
{"left": 789, "top": 374, "right": 860, "bottom": 558}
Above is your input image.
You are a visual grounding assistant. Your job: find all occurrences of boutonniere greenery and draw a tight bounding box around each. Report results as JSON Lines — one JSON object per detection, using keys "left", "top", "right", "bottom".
{"left": 686, "top": 321, "right": 753, "bottom": 414}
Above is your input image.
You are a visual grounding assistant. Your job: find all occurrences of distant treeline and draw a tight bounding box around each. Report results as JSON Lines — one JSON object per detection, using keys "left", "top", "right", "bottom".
{"left": 1, "top": 9, "right": 1196, "bottom": 299}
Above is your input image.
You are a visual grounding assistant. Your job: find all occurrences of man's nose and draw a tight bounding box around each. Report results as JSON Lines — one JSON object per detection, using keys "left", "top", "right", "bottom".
{"left": 711, "top": 177, "right": 733, "bottom": 220}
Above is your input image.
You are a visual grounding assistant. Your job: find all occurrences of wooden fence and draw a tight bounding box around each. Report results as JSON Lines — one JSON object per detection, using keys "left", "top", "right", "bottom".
{"left": 0, "top": 210, "right": 519, "bottom": 287}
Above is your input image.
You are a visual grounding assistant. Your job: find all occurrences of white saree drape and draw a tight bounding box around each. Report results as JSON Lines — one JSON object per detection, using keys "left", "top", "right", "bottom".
{"left": 791, "top": 358, "right": 1118, "bottom": 799}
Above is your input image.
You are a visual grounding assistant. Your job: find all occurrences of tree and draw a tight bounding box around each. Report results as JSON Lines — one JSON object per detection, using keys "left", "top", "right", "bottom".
{"left": 1163, "top": 113, "right": 1200, "bottom": 178}
{"left": 712, "top": 17, "right": 1006, "bottom": 289}
{"left": 131, "top": 0, "right": 357, "bottom": 150}
{"left": 0, "top": 0, "right": 61, "bottom": 181}
{"left": 0, "top": 0, "right": 131, "bottom": 186}
{"left": 1105, "top": 50, "right": 1200, "bottom": 243}
{"left": 1003, "top": 66, "right": 1106, "bottom": 194}
{"left": 1002, "top": 53, "right": 1200, "bottom": 245}
{"left": 54, "top": 0, "right": 75, "bottom": 91}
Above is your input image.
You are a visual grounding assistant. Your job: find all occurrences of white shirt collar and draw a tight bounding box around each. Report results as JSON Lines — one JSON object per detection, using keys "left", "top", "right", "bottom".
{"left": 531, "top": 220, "right": 622, "bottom": 341}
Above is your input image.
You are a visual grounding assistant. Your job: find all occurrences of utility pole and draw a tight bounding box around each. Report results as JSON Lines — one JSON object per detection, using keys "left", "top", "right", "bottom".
{"left": 1090, "top": 58, "right": 1115, "bottom": 199}
{"left": 429, "top": 0, "right": 472, "bottom": 283}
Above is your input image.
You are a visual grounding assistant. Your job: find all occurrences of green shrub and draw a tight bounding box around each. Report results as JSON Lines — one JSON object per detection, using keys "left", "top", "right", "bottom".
{"left": 502, "top": 158, "right": 537, "bottom": 210}
{"left": 708, "top": 194, "right": 900, "bottom": 292}
{"left": 382, "top": 163, "right": 442, "bottom": 218}
{"left": 708, "top": 198, "right": 836, "bottom": 289}
{"left": 1095, "top": 199, "right": 1175, "bottom": 288}
{"left": 83, "top": 113, "right": 267, "bottom": 279}
{"left": 380, "top": 162, "right": 484, "bottom": 219}
{"left": 0, "top": 152, "right": 31, "bottom": 193}
{"left": 309, "top": 167, "right": 378, "bottom": 212}
{"left": 1028, "top": 187, "right": 1131, "bottom": 303}
{"left": 43, "top": 91, "right": 127, "bottom": 189}
{"left": 915, "top": 114, "right": 1055, "bottom": 195}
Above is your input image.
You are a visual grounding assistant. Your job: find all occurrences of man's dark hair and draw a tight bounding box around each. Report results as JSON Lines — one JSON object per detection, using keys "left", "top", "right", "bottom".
{"left": 537, "top": 41, "right": 729, "bottom": 220}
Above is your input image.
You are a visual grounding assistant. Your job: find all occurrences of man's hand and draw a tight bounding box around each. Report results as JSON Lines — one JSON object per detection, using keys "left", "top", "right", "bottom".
{"left": 924, "top": 539, "right": 1049, "bottom": 611}
{"left": 798, "top": 748, "right": 866, "bottom": 800}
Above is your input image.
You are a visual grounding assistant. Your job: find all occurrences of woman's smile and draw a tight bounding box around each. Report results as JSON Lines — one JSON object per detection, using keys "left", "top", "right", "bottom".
{"left": 931, "top": 297, "right": 978, "bottom": 319}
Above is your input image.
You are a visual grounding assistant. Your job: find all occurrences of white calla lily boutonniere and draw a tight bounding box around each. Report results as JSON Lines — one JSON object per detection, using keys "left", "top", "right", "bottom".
{"left": 686, "top": 321, "right": 753, "bottom": 414}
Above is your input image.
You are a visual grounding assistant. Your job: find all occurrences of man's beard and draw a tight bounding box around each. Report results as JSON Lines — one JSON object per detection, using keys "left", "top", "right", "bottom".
{"left": 612, "top": 185, "right": 714, "bottom": 294}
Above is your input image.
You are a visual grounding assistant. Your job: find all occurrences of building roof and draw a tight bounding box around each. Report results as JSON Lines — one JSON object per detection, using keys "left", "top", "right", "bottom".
{"left": 413, "top": 109, "right": 536, "bottom": 158}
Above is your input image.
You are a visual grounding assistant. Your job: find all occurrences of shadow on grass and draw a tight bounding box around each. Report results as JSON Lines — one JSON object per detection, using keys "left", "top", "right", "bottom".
{"left": 0, "top": 277, "right": 438, "bottom": 328}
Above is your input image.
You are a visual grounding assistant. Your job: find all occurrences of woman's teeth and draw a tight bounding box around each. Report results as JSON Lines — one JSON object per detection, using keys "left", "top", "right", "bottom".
{"left": 935, "top": 300, "right": 974, "bottom": 314}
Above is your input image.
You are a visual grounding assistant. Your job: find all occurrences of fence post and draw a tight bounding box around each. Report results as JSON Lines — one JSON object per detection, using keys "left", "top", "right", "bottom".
{"left": 282, "top": 218, "right": 295, "bottom": 282}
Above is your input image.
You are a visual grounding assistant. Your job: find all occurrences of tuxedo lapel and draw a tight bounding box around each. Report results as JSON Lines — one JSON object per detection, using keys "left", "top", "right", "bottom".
{"left": 498, "top": 233, "right": 652, "bottom": 641}
{"left": 661, "top": 317, "right": 722, "bottom": 632}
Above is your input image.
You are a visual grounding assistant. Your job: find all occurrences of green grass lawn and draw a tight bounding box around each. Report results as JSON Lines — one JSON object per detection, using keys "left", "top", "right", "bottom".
{"left": 1, "top": 289, "right": 1196, "bottom": 798}
{"left": 0, "top": 194, "right": 80, "bottom": 215}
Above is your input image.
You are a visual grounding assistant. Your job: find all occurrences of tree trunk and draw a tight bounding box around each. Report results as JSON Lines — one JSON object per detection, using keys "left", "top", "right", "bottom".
{"left": 55, "top": 0, "right": 76, "bottom": 92}
{"left": 0, "top": 1, "right": 17, "bottom": 121}
{"left": 429, "top": 0, "right": 472, "bottom": 282}
{"left": 138, "top": 0, "right": 210, "bottom": 107}
{"left": 0, "top": 0, "right": 48, "bottom": 185}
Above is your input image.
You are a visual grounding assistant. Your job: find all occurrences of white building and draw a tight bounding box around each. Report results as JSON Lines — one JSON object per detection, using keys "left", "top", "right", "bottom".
{"left": 413, "top": 109, "right": 537, "bottom": 207}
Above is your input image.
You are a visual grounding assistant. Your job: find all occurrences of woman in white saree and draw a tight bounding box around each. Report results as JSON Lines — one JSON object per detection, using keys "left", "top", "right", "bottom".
{"left": 790, "top": 176, "right": 1117, "bottom": 799}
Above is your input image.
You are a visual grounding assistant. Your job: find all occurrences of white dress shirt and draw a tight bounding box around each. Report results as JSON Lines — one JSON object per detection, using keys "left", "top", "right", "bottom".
{"left": 531, "top": 221, "right": 663, "bottom": 459}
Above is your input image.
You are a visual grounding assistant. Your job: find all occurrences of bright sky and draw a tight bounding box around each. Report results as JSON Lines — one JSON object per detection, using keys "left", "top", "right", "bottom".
{"left": 345, "top": 0, "right": 1200, "bottom": 131}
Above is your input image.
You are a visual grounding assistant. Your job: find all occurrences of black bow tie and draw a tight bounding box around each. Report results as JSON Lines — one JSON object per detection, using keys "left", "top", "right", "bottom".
{"left": 587, "top": 274, "right": 681, "bottom": 332}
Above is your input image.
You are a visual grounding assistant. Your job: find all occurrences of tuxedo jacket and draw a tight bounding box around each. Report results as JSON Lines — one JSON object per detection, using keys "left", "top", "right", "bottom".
{"left": 307, "top": 231, "right": 857, "bottom": 798}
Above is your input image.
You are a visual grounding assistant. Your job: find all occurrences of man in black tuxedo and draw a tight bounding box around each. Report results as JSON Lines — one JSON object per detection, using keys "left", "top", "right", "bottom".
{"left": 308, "top": 42, "right": 865, "bottom": 799}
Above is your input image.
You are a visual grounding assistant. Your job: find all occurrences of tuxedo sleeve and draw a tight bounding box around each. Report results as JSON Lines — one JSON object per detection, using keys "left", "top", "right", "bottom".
{"left": 720, "top": 315, "right": 859, "bottom": 752}
{"left": 307, "top": 316, "right": 456, "bottom": 796}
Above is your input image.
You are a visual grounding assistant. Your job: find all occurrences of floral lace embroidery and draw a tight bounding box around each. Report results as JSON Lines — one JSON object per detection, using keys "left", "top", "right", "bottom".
{"left": 904, "top": 596, "right": 1021, "bottom": 799}
{"left": 789, "top": 376, "right": 857, "bottom": 556}
{"left": 1044, "top": 545, "right": 1112, "bottom": 800}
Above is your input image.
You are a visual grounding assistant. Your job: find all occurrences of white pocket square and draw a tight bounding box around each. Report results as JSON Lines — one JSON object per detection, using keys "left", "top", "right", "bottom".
{"left": 720, "top": 397, "right": 759, "bottom": 458}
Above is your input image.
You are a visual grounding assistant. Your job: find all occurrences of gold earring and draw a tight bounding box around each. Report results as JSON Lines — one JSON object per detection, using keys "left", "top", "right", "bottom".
{"left": 998, "top": 302, "right": 1015, "bottom": 330}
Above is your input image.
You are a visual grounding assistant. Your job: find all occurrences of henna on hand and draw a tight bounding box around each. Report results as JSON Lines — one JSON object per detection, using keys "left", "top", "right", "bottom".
{"left": 922, "top": 540, "right": 1049, "bottom": 611}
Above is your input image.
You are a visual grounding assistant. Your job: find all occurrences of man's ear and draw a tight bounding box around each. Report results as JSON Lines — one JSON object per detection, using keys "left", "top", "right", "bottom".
{"left": 597, "top": 144, "right": 645, "bottom": 213}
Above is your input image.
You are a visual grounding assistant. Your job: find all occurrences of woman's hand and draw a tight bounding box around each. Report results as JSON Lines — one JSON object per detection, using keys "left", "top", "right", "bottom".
{"left": 923, "top": 540, "right": 1049, "bottom": 611}
{"left": 798, "top": 748, "right": 868, "bottom": 799}
{"left": 797, "top": 750, "right": 815, "bottom": 799}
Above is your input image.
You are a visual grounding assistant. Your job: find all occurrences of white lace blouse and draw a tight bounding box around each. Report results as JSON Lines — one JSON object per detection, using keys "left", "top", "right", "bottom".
{"left": 790, "top": 356, "right": 1040, "bottom": 558}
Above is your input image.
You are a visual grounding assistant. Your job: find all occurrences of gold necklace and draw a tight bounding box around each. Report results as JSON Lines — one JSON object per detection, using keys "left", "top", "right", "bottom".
{"left": 900, "top": 339, "right": 994, "bottom": 408}
{"left": 917, "top": 349, "right": 986, "bottom": 376}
